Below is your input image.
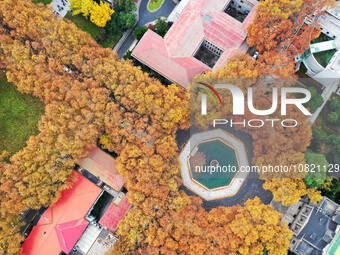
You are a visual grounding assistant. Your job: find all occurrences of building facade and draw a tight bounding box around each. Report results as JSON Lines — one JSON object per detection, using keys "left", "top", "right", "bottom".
{"left": 272, "top": 197, "right": 340, "bottom": 255}
{"left": 132, "top": 0, "right": 258, "bottom": 88}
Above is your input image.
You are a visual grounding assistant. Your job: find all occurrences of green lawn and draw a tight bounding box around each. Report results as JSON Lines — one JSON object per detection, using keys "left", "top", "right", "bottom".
{"left": 100, "top": 33, "right": 122, "bottom": 48}
{"left": 65, "top": 13, "right": 101, "bottom": 40}
{"left": 313, "top": 49, "right": 337, "bottom": 68}
{"left": 65, "top": 12, "right": 121, "bottom": 48}
{"left": 312, "top": 33, "right": 334, "bottom": 44}
{"left": 147, "top": 0, "right": 164, "bottom": 11}
{"left": 32, "top": 0, "right": 52, "bottom": 4}
{"left": 0, "top": 74, "right": 44, "bottom": 156}
{"left": 311, "top": 33, "right": 337, "bottom": 68}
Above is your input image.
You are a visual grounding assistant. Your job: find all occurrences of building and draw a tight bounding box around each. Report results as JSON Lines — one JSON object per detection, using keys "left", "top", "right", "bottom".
{"left": 78, "top": 147, "right": 125, "bottom": 191}
{"left": 70, "top": 191, "right": 131, "bottom": 255}
{"left": 98, "top": 196, "right": 131, "bottom": 232}
{"left": 132, "top": 0, "right": 258, "bottom": 88}
{"left": 22, "top": 171, "right": 102, "bottom": 255}
{"left": 299, "top": 2, "right": 340, "bottom": 82}
{"left": 272, "top": 197, "right": 340, "bottom": 255}
{"left": 22, "top": 162, "right": 131, "bottom": 255}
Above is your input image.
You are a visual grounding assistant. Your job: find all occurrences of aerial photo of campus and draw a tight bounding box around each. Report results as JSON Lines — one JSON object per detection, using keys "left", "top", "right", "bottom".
{"left": 0, "top": 0, "right": 340, "bottom": 254}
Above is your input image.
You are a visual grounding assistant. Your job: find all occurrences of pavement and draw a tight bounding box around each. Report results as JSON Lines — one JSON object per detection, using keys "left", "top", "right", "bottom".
{"left": 181, "top": 172, "right": 273, "bottom": 211}
{"left": 117, "top": 0, "right": 177, "bottom": 57}
{"left": 304, "top": 54, "right": 324, "bottom": 75}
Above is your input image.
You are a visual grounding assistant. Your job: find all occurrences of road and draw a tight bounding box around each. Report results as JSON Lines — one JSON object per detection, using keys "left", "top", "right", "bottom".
{"left": 180, "top": 172, "right": 273, "bottom": 211}
{"left": 117, "top": 0, "right": 176, "bottom": 57}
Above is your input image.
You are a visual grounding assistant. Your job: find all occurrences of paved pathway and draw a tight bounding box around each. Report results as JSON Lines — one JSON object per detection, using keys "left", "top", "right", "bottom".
{"left": 117, "top": 0, "right": 176, "bottom": 57}
{"left": 181, "top": 172, "right": 273, "bottom": 211}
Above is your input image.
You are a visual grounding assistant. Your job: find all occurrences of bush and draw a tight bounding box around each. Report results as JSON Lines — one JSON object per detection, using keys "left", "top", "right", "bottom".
{"left": 325, "top": 134, "right": 340, "bottom": 163}
{"left": 310, "top": 126, "right": 326, "bottom": 152}
{"left": 326, "top": 97, "right": 340, "bottom": 125}
{"left": 133, "top": 26, "right": 148, "bottom": 40}
{"left": 154, "top": 18, "right": 172, "bottom": 37}
{"left": 304, "top": 151, "right": 328, "bottom": 188}
{"left": 105, "top": 11, "right": 136, "bottom": 36}
{"left": 304, "top": 86, "right": 323, "bottom": 113}
{"left": 327, "top": 111, "right": 339, "bottom": 125}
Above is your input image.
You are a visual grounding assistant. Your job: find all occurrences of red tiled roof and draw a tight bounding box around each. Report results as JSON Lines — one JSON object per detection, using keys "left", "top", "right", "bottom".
{"left": 78, "top": 147, "right": 125, "bottom": 191}
{"left": 55, "top": 219, "right": 89, "bottom": 253}
{"left": 132, "top": 0, "right": 257, "bottom": 88}
{"left": 98, "top": 196, "right": 131, "bottom": 232}
{"left": 22, "top": 171, "right": 102, "bottom": 255}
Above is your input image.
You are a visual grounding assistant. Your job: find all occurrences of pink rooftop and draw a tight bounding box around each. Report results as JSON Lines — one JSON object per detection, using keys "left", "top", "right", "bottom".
{"left": 78, "top": 147, "right": 125, "bottom": 191}
{"left": 22, "top": 171, "right": 102, "bottom": 255}
{"left": 99, "top": 196, "right": 131, "bottom": 232}
{"left": 132, "top": 0, "right": 258, "bottom": 88}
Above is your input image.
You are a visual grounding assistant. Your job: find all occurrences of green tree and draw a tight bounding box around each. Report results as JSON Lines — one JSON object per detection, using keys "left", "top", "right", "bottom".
{"left": 328, "top": 97, "right": 340, "bottom": 112}
{"left": 325, "top": 134, "right": 340, "bottom": 163}
{"left": 117, "top": 12, "right": 135, "bottom": 30}
{"left": 327, "top": 111, "right": 339, "bottom": 125}
{"left": 327, "top": 97, "right": 340, "bottom": 125}
{"left": 310, "top": 127, "right": 326, "bottom": 152}
{"left": 154, "top": 17, "right": 170, "bottom": 37}
{"left": 116, "top": 0, "right": 136, "bottom": 12}
{"left": 133, "top": 26, "right": 148, "bottom": 40}
{"left": 304, "top": 150, "right": 328, "bottom": 188}
{"left": 105, "top": 11, "right": 135, "bottom": 35}
{"left": 105, "top": 12, "right": 120, "bottom": 34}
{"left": 321, "top": 178, "right": 340, "bottom": 204}
{"left": 304, "top": 86, "right": 323, "bottom": 113}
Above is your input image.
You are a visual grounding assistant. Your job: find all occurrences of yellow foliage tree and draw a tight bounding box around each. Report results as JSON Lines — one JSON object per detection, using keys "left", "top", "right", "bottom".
{"left": 70, "top": 0, "right": 114, "bottom": 27}
{"left": 90, "top": 1, "right": 114, "bottom": 27}
{"left": 307, "top": 188, "right": 323, "bottom": 204}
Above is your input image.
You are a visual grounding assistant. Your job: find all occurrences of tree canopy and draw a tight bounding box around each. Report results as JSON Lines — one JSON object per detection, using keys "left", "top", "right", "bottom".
{"left": 0, "top": 0, "right": 337, "bottom": 254}
{"left": 70, "top": 0, "right": 114, "bottom": 27}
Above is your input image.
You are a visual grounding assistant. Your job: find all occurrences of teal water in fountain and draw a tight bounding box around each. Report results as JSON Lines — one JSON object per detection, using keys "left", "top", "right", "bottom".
{"left": 190, "top": 139, "right": 238, "bottom": 189}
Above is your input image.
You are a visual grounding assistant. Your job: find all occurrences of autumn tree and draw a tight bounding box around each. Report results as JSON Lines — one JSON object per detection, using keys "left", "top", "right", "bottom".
{"left": 110, "top": 197, "right": 292, "bottom": 255}
{"left": 0, "top": 0, "right": 328, "bottom": 254}
{"left": 70, "top": 0, "right": 114, "bottom": 27}
{"left": 0, "top": 0, "right": 189, "bottom": 254}
{"left": 247, "top": 0, "right": 336, "bottom": 57}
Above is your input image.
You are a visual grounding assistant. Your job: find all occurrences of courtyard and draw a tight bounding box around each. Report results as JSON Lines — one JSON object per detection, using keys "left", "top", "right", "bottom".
{"left": 180, "top": 129, "right": 249, "bottom": 200}
{"left": 190, "top": 139, "right": 239, "bottom": 189}
{"left": 311, "top": 33, "right": 337, "bottom": 68}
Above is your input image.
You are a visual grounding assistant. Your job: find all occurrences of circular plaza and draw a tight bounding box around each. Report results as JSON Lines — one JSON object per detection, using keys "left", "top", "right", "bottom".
{"left": 180, "top": 129, "right": 249, "bottom": 201}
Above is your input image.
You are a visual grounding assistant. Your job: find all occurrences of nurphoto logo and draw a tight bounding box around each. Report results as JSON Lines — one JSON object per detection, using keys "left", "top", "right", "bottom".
{"left": 198, "top": 82, "right": 312, "bottom": 128}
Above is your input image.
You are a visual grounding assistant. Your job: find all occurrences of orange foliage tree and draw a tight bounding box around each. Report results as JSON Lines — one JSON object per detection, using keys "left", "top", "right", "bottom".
{"left": 0, "top": 0, "right": 333, "bottom": 254}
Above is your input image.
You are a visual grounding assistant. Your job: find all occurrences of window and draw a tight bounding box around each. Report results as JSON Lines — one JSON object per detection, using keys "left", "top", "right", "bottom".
{"left": 121, "top": 186, "right": 128, "bottom": 194}
{"left": 224, "top": 0, "right": 254, "bottom": 23}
